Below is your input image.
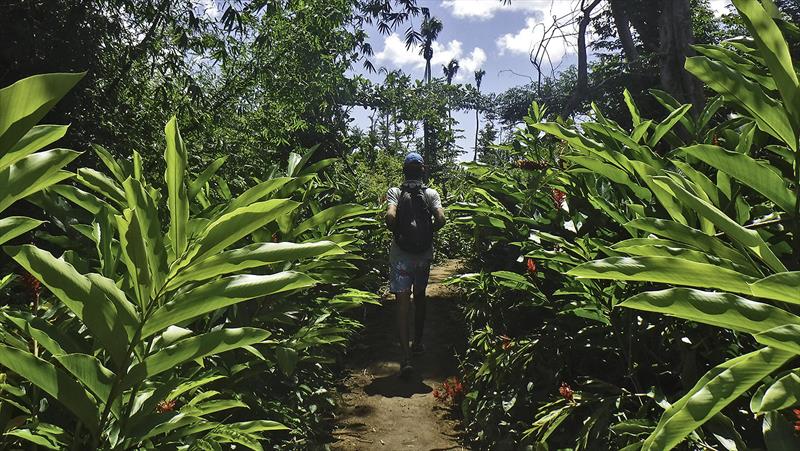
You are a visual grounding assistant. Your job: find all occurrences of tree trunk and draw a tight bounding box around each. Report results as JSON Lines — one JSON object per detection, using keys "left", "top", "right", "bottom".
{"left": 562, "top": 0, "right": 602, "bottom": 117}
{"left": 473, "top": 108, "right": 479, "bottom": 162}
{"left": 610, "top": 0, "right": 639, "bottom": 63}
{"left": 658, "top": 0, "right": 705, "bottom": 114}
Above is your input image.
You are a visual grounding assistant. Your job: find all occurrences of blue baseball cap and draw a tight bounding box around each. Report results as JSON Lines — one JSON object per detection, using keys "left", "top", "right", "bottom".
{"left": 404, "top": 152, "right": 424, "bottom": 165}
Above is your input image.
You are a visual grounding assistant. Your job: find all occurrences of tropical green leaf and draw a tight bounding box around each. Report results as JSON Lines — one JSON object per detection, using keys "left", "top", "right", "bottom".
{"left": 76, "top": 167, "right": 126, "bottom": 206}
{"left": 619, "top": 288, "right": 800, "bottom": 334}
{"left": 649, "top": 104, "right": 692, "bottom": 147}
{"left": 0, "top": 344, "right": 99, "bottom": 431}
{"left": 291, "top": 204, "right": 374, "bottom": 238}
{"left": 4, "top": 245, "right": 136, "bottom": 368}
{"left": 123, "top": 328, "right": 270, "bottom": 388}
{"left": 681, "top": 145, "right": 795, "bottom": 212}
{"left": 0, "top": 216, "right": 43, "bottom": 246}
{"left": 166, "top": 240, "right": 342, "bottom": 290}
{"left": 165, "top": 116, "right": 189, "bottom": 259}
{"left": 92, "top": 144, "right": 128, "bottom": 184}
{"left": 54, "top": 353, "right": 115, "bottom": 407}
{"left": 685, "top": 56, "right": 796, "bottom": 149}
{"left": 752, "top": 370, "right": 800, "bottom": 413}
{"left": 48, "top": 184, "right": 113, "bottom": 215}
{"left": 0, "top": 149, "right": 79, "bottom": 213}
{"left": 0, "top": 72, "right": 84, "bottom": 153}
{"left": 143, "top": 271, "right": 315, "bottom": 338}
{"left": 653, "top": 176, "right": 786, "bottom": 272}
{"left": 569, "top": 256, "right": 757, "bottom": 295}
{"left": 188, "top": 156, "right": 227, "bottom": 200}
{"left": 749, "top": 272, "right": 800, "bottom": 304}
{"left": 0, "top": 124, "right": 68, "bottom": 171}
{"left": 754, "top": 324, "right": 800, "bottom": 354}
{"left": 176, "top": 199, "right": 300, "bottom": 270}
{"left": 642, "top": 347, "right": 794, "bottom": 450}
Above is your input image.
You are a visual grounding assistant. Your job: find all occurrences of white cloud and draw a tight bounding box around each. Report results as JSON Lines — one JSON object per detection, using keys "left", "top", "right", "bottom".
{"left": 194, "top": 0, "right": 221, "bottom": 19}
{"left": 374, "top": 33, "right": 486, "bottom": 79}
{"left": 709, "top": 0, "right": 732, "bottom": 16}
{"left": 496, "top": 14, "right": 575, "bottom": 64}
{"left": 441, "top": 0, "right": 574, "bottom": 21}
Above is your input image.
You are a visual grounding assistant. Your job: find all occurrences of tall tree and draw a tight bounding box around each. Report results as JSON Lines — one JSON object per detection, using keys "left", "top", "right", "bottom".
{"left": 420, "top": 12, "right": 443, "bottom": 174}
{"left": 442, "top": 58, "right": 460, "bottom": 139}
{"left": 473, "top": 68, "right": 486, "bottom": 162}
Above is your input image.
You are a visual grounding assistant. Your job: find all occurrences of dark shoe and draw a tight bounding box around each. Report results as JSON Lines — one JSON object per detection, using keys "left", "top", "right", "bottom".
{"left": 400, "top": 359, "right": 414, "bottom": 378}
{"left": 411, "top": 342, "right": 425, "bottom": 355}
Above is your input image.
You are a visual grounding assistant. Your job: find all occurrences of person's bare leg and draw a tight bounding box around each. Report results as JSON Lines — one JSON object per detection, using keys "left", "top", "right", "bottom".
{"left": 396, "top": 291, "right": 412, "bottom": 362}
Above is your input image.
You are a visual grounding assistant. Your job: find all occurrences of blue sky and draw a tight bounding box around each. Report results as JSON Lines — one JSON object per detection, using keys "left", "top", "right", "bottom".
{"left": 349, "top": 0, "right": 732, "bottom": 160}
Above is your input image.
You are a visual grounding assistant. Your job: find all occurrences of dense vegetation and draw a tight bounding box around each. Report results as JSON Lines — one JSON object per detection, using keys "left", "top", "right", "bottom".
{"left": 0, "top": 0, "right": 798, "bottom": 449}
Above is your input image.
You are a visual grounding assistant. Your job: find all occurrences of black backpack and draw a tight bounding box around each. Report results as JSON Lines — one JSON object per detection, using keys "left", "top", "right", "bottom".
{"left": 393, "top": 180, "right": 434, "bottom": 254}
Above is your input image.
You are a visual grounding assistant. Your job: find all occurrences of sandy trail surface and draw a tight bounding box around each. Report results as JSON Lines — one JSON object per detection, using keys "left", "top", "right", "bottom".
{"left": 330, "top": 260, "right": 467, "bottom": 450}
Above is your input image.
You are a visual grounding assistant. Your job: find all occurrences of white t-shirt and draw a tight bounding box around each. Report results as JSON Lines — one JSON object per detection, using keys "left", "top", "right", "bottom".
{"left": 387, "top": 183, "right": 442, "bottom": 262}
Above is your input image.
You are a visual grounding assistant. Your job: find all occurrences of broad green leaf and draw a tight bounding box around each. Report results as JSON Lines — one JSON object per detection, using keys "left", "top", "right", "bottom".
{"left": 625, "top": 218, "right": 754, "bottom": 272}
{"left": 623, "top": 88, "right": 641, "bottom": 126}
{"left": 166, "top": 240, "right": 342, "bottom": 290}
{"left": 613, "top": 244, "right": 749, "bottom": 273}
{"left": 752, "top": 370, "right": 800, "bottom": 412}
{"left": 123, "top": 328, "right": 270, "bottom": 388}
{"left": 0, "top": 149, "right": 79, "bottom": 213}
{"left": 2, "top": 311, "right": 79, "bottom": 356}
{"left": 750, "top": 272, "right": 800, "bottom": 304}
{"left": 565, "top": 156, "right": 651, "bottom": 201}
{"left": 732, "top": 0, "right": 800, "bottom": 133}
{"left": 643, "top": 347, "right": 794, "bottom": 450}
{"left": 569, "top": 256, "right": 758, "bottom": 295}
{"left": 5, "top": 245, "right": 136, "bottom": 368}
{"left": 76, "top": 167, "right": 126, "bottom": 206}
{"left": 168, "top": 375, "right": 226, "bottom": 401}
{"left": 682, "top": 145, "right": 795, "bottom": 212}
{"left": 685, "top": 56, "right": 796, "bottom": 149}
{"left": 755, "top": 324, "right": 800, "bottom": 354}
{"left": 653, "top": 177, "right": 786, "bottom": 272}
{"left": 115, "top": 208, "right": 153, "bottom": 308}
{"left": 291, "top": 204, "right": 374, "bottom": 238}
{"left": 176, "top": 199, "right": 300, "bottom": 270}
{"left": 649, "top": 104, "right": 692, "bottom": 147}
{"left": 0, "top": 216, "right": 42, "bottom": 245}
{"left": 0, "top": 124, "right": 68, "bottom": 171}
{"left": 4, "top": 427, "right": 63, "bottom": 450}
{"left": 0, "top": 344, "right": 99, "bottom": 432}
{"left": 92, "top": 144, "right": 127, "bottom": 184}
{"left": 275, "top": 346, "right": 298, "bottom": 376}
{"left": 165, "top": 116, "right": 189, "bottom": 258}
{"left": 143, "top": 271, "right": 315, "bottom": 338}
{"left": 48, "top": 184, "right": 114, "bottom": 215}
{"left": 762, "top": 411, "right": 800, "bottom": 451}
{"left": 54, "top": 353, "right": 115, "bottom": 408}
{"left": 122, "top": 178, "right": 168, "bottom": 298}
{"left": 188, "top": 156, "right": 227, "bottom": 200}
{"left": 619, "top": 288, "right": 800, "bottom": 334}
{"left": 182, "top": 399, "right": 248, "bottom": 416}
{"left": 224, "top": 177, "right": 293, "bottom": 212}
{"left": 0, "top": 72, "right": 84, "bottom": 153}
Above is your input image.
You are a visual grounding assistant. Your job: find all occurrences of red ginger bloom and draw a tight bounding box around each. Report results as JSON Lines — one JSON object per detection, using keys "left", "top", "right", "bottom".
{"left": 499, "top": 335, "right": 513, "bottom": 351}
{"left": 559, "top": 382, "right": 574, "bottom": 402}
{"left": 156, "top": 399, "right": 177, "bottom": 413}
{"left": 526, "top": 258, "right": 537, "bottom": 275}
{"left": 551, "top": 189, "right": 566, "bottom": 210}
{"left": 21, "top": 271, "right": 41, "bottom": 302}
{"left": 793, "top": 408, "right": 800, "bottom": 431}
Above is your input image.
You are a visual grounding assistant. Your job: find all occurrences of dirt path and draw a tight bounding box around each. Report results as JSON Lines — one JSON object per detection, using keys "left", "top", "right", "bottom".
{"left": 331, "top": 259, "right": 468, "bottom": 450}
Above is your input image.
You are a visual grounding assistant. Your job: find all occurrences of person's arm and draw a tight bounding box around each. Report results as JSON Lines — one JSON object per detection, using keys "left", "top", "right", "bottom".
{"left": 433, "top": 207, "right": 446, "bottom": 230}
{"left": 429, "top": 188, "right": 446, "bottom": 230}
{"left": 385, "top": 188, "right": 398, "bottom": 230}
{"left": 386, "top": 204, "right": 397, "bottom": 230}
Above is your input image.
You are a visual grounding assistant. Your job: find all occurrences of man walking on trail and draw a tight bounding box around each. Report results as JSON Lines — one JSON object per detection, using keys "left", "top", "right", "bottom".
{"left": 385, "top": 152, "right": 446, "bottom": 376}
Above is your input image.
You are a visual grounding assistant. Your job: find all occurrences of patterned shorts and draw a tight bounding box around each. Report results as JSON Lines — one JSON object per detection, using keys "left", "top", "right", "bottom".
{"left": 389, "top": 257, "right": 431, "bottom": 294}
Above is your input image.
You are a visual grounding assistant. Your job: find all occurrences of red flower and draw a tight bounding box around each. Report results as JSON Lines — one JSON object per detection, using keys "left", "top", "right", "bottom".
{"left": 793, "top": 409, "right": 800, "bottom": 432}
{"left": 21, "top": 271, "right": 41, "bottom": 303}
{"left": 499, "top": 335, "right": 513, "bottom": 351}
{"left": 433, "top": 389, "right": 440, "bottom": 399}
{"left": 526, "top": 258, "right": 537, "bottom": 275}
{"left": 551, "top": 189, "right": 566, "bottom": 210}
{"left": 559, "top": 382, "right": 574, "bottom": 402}
{"left": 156, "top": 399, "right": 177, "bottom": 413}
